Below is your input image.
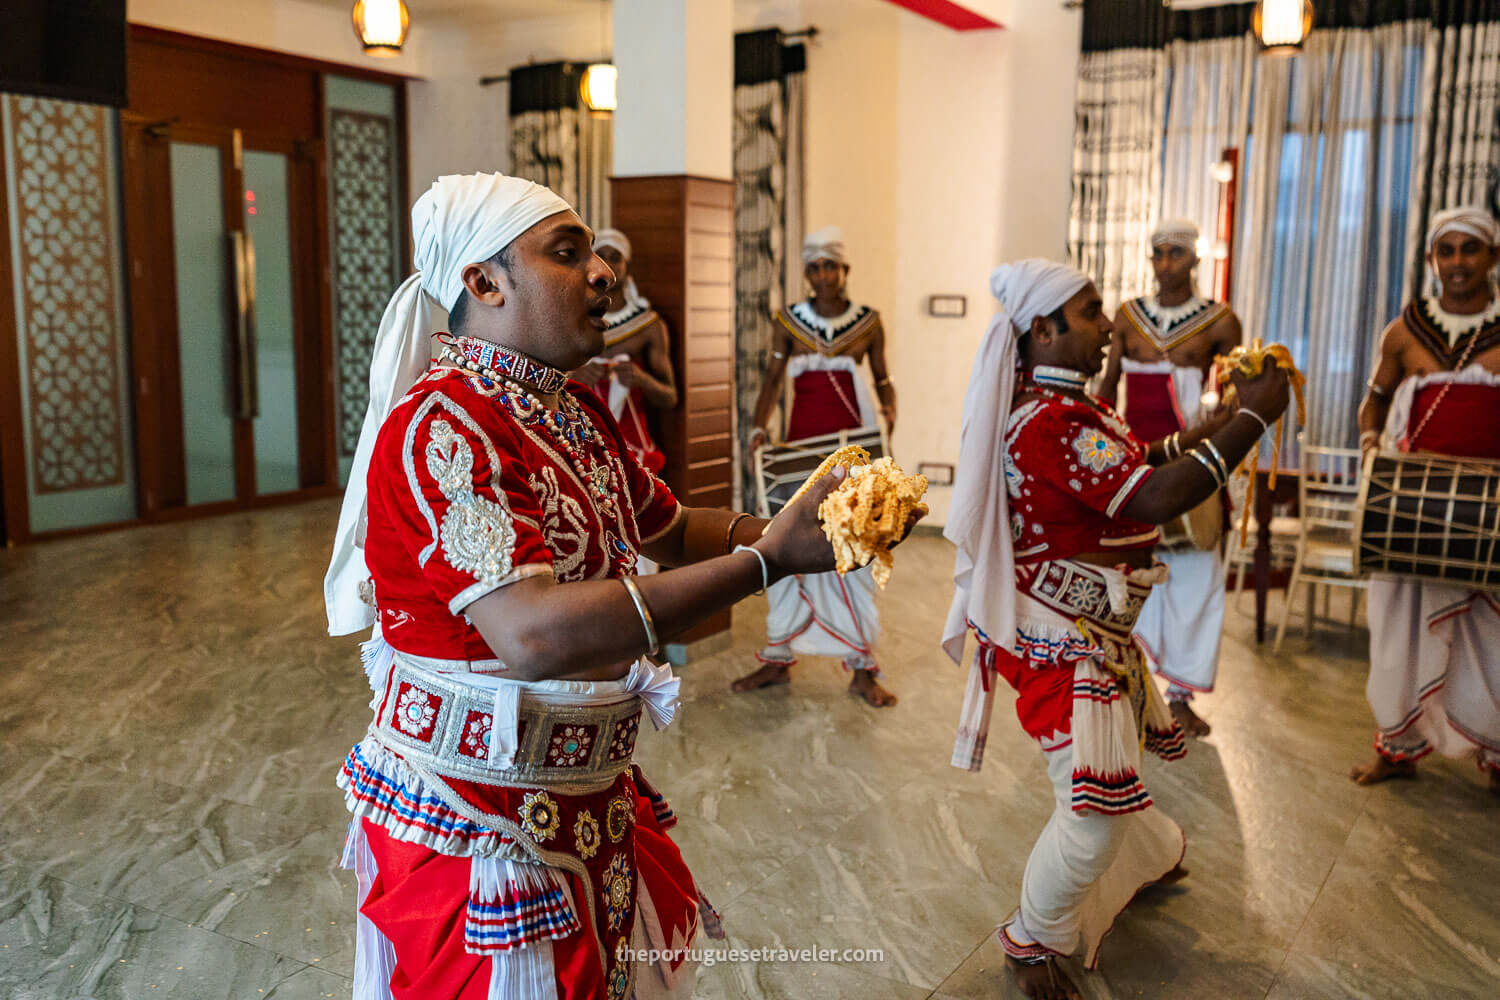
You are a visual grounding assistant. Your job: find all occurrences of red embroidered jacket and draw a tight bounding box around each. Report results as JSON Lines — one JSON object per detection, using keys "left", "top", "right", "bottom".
{"left": 364, "top": 366, "right": 681, "bottom": 662}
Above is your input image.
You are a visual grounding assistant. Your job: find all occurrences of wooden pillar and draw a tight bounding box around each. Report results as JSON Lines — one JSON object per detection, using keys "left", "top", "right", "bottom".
{"left": 612, "top": 0, "right": 735, "bottom": 651}
{"left": 611, "top": 175, "right": 736, "bottom": 647}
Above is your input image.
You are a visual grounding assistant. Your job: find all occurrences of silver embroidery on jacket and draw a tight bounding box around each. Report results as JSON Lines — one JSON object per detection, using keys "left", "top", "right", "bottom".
{"left": 425, "top": 419, "right": 516, "bottom": 582}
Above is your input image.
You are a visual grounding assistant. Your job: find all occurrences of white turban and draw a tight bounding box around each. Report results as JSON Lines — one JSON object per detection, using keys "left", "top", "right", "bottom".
{"left": 942, "top": 259, "right": 1089, "bottom": 770}
{"left": 1426, "top": 205, "right": 1499, "bottom": 250}
{"left": 323, "top": 173, "right": 573, "bottom": 636}
{"left": 802, "top": 225, "right": 847, "bottom": 266}
{"left": 1151, "top": 218, "right": 1200, "bottom": 254}
{"left": 594, "top": 227, "right": 632, "bottom": 260}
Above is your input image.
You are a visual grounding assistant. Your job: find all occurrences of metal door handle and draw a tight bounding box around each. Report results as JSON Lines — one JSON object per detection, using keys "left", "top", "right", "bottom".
{"left": 230, "top": 229, "right": 259, "bottom": 419}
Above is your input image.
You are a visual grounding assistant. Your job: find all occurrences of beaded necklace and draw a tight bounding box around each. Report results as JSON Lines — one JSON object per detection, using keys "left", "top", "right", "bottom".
{"left": 1022, "top": 376, "right": 1134, "bottom": 441}
{"left": 439, "top": 335, "right": 622, "bottom": 521}
{"left": 447, "top": 334, "right": 570, "bottom": 394}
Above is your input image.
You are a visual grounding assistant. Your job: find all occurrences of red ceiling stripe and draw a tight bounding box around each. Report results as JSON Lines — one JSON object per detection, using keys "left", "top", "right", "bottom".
{"left": 882, "top": 0, "right": 1004, "bottom": 31}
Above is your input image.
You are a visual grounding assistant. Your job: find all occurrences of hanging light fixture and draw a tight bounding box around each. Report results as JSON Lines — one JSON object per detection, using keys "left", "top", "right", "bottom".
{"left": 580, "top": 1, "right": 615, "bottom": 116}
{"left": 352, "top": 0, "right": 410, "bottom": 58}
{"left": 580, "top": 64, "right": 618, "bottom": 115}
{"left": 1253, "top": 0, "right": 1314, "bottom": 54}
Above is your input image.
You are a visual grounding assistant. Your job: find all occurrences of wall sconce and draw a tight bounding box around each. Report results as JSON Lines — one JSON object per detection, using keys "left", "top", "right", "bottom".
{"left": 1254, "top": 0, "right": 1314, "bottom": 54}
{"left": 1212, "top": 159, "right": 1235, "bottom": 184}
{"left": 580, "top": 63, "right": 618, "bottom": 115}
{"left": 352, "top": 0, "right": 410, "bottom": 58}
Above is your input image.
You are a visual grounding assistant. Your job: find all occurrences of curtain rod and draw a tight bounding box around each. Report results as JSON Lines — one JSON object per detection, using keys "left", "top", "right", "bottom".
{"left": 479, "top": 25, "right": 817, "bottom": 85}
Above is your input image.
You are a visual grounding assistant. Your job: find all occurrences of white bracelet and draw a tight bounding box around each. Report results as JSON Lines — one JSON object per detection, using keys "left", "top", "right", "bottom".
{"left": 734, "top": 544, "right": 770, "bottom": 595}
{"left": 1188, "top": 448, "right": 1226, "bottom": 488}
{"left": 1238, "top": 408, "right": 1271, "bottom": 436}
{"left": 619, "top": 576, "right": 660, "bottom": 657}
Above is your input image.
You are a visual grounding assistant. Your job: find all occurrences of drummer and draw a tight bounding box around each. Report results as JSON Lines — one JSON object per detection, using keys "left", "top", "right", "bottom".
{"left": 735, "top": 227, "right": 899, "bottom": 707}
{"left": 1352, "top": 205, "right": 1500, "bottom": 793}
{"left": 1097, "top": 219, "right": 1242, "bottom": 737}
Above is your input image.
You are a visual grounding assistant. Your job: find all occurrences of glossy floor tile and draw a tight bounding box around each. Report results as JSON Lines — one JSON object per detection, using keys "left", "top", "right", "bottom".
{"left": 3, "top": 500, "right": 1497, "bottom": 998}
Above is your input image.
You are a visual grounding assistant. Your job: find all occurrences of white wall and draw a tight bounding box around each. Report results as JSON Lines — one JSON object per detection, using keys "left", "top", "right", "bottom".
{"left": 127, "top": 0, "right": 432, "bottom": 75}
{"left": 408, "top": 8, "right": 613, "bottom": 194}
{"left": 734, "top": 0, "right": 1080, "bottom": 524}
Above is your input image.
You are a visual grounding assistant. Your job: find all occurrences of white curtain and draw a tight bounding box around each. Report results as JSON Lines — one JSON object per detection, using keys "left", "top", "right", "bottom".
{"left": 1232, "top": 22, "right": 1428, "bottom": 449}
{"left": 1159, "top": 35, "right": 1256, "bottom": 258}
{"left": 1408, "top": 17, "right": 1500, "bottom": 290}
{"left": 1070, "top": 47, "right": 1167, "bottom": 311}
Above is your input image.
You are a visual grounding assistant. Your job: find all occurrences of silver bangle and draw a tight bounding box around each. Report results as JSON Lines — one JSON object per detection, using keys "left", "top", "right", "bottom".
{"left": 1189, "top": 448, "right": 1226, "bottom": 487}
{"left": 620, "top": 576, "right": 660, "bottom": 657}
{"left": 734, "top": 544, "right": 770, "bottom": 595}
{"left": 1201, "top": 439, "right": 1231, "bottom": 480}
{"left": 1366, "top": 379, "right": 1392, "bottom": 399}
{"left": 1238, "top": 408, "right": 1271, "bottom": 436}
{"left": 1165, "top": 431, "right": 1181, "bottom": 460}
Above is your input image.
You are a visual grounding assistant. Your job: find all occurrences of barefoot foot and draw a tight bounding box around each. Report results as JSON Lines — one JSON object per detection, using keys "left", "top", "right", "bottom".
{"left": 1006, "top": 956, "right": 1081, "bottom": 1000}
{"left": 849, "top": 669, "right": 897, "bottom": 707}
{"left": 731, "top": 663, "right": 790, "bottom": 693}
{"left": 1169, "top": 700, "right": 1211, "bottom": 737}
{"left": 1349, "top": 755, "right": 1417, "bottom": 785}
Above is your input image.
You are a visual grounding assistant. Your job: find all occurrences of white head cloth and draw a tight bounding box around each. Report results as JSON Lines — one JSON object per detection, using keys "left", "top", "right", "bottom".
{"left": 802, "top": 225, "right": 847, "bottom": 266}
{"left": 593, "top": 227, "right": 651, "bottom": 313}
{"left": 1150, "top": 218, "right": 1199, "bottom": 254}
{"left": 323, "top": 173, "right": 573, "bottom": 636}
{"left": 941, "top": 259, "right": 1090, "bottom": 666}
{"left": 1426, "top": 206, "right": 1499, "bottom": 250}
{"left": 594, "top": 227, "right": 632, "bottom": 260}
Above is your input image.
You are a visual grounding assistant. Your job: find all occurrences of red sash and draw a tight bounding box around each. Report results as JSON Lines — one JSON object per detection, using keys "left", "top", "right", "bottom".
{"left": 1408, "top": 382, "right": 1500, "bottom": 459}
{"left": 787, "top": 370, "right": 863, "bottom": 440}
{"left": 1121, "top": 370, "right": 1183, "bottom": 443}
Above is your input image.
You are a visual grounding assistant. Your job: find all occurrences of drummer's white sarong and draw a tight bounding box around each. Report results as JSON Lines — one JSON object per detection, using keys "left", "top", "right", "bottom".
{"left": 759, "top": 565, "right": 880, "bottom": 672}
{"left": 1367, "top": 574, "right": 1500, "bottom": 771}
{"left": 1133, "top": 547, "right": 1226, "bottom": 697}
{"left": 1000, "top": 744, "right": 1185, "bottom": 968}
{"left": 1118, "top": 360, "right": 1227, "bottom": 701}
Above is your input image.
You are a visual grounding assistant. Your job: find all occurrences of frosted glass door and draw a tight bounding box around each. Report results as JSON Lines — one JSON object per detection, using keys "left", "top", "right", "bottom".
{"left": 169, "top": 141, "right": 237, "bottom": 506}
{"left": 243, "top": 150, "right": 301, "bottom": 495}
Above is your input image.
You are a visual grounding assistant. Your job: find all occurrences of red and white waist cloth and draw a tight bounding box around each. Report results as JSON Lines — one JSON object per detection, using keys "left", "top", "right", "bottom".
{"left": 783, "top": 353, "right": 880, "bottom": 442}
{"left": 338, "top": 642, "right": 720, "bottom": 1000}
{"left": 952, "top": 559, "right": 1186, "bottom": 815}
{"left": 1385, "top": 364, "right": 1500, "bottom": 459}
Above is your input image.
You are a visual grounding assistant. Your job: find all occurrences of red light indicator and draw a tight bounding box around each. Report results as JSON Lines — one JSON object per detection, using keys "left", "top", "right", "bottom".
{"left": 245, "top": 190, "right": 256, "bottom": 202}
{"left": 248, "top": 207, "right": 258, "bottom": 215}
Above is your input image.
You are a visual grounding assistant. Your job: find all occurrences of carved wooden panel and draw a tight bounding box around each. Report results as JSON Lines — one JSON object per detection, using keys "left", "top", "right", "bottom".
{"left": 5, "top": 95, "right": 126, "bottom": 494}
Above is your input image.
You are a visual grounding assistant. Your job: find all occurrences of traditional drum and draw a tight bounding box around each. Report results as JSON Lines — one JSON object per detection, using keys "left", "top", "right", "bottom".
{"left": 1354, "top": 451, "right": 1500, "bottom": 590}
{"left": 752, "top": 426, "right": 886, "bottom": 518}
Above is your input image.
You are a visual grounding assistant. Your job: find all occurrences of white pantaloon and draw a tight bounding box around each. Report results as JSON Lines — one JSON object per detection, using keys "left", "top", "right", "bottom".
{"left": 1366, "top": 575, "right": 1500, "bottom": 771}
{"left": 1134, "top": 546, "right": 1226, "bottom": 701}
{"left": 759, "top": 564, "right": 881, "bottom": 672}
{"left": 1002, "top": 745, "right": 1185, "bottom": 969}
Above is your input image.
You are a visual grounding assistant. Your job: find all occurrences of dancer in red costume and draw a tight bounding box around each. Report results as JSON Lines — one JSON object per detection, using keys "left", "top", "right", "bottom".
{"left": 943, "top": 259, "right": 1289, "bottom": 999}
{"left": 322, "top": 173, "right": 899, "bottom": 1000}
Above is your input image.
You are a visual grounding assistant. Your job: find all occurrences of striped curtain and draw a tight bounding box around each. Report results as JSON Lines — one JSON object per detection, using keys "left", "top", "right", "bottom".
{"left": 1072, "top": 0, "right": 1500, "bottom": 449}
{"left": 508, "top": 62, "right": 612, "bottom": 230}
{"left": 732, "top": 30, "right": 806, "bottom": 507}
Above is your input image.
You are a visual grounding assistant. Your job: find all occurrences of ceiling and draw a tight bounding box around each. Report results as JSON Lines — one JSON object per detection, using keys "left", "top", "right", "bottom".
{"left": 309, "top": 0, "right": 604, "bottom": 23}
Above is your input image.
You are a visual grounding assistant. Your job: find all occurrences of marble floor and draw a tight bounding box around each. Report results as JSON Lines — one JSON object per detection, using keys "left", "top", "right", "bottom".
{"left": 3, "top": 499, "right": 1497, "bottom": 1000}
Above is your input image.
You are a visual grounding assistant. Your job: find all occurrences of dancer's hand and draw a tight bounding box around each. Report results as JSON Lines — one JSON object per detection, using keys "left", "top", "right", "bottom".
{"left": 748, "top": 427, "right": 769, "bottom": 452}
{"left": 574, "top": 360, "right": 609, "bottom": 386}
{"left": 613, "top": 361, "right": 647, "bottom": 388}
{"left": 755, "top": 466, "right": 843, "bottom": 576}
{"left": 1230, "top": 363, "right": 1290, "bottom": 423}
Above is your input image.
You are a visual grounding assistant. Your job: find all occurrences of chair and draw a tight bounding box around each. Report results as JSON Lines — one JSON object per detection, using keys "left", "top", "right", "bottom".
{"left": 1226, "top": 507, "right": 1300, "bottom": 615}
{"left": 1273, "top": 441, "right": 1368, "bottom": 653}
